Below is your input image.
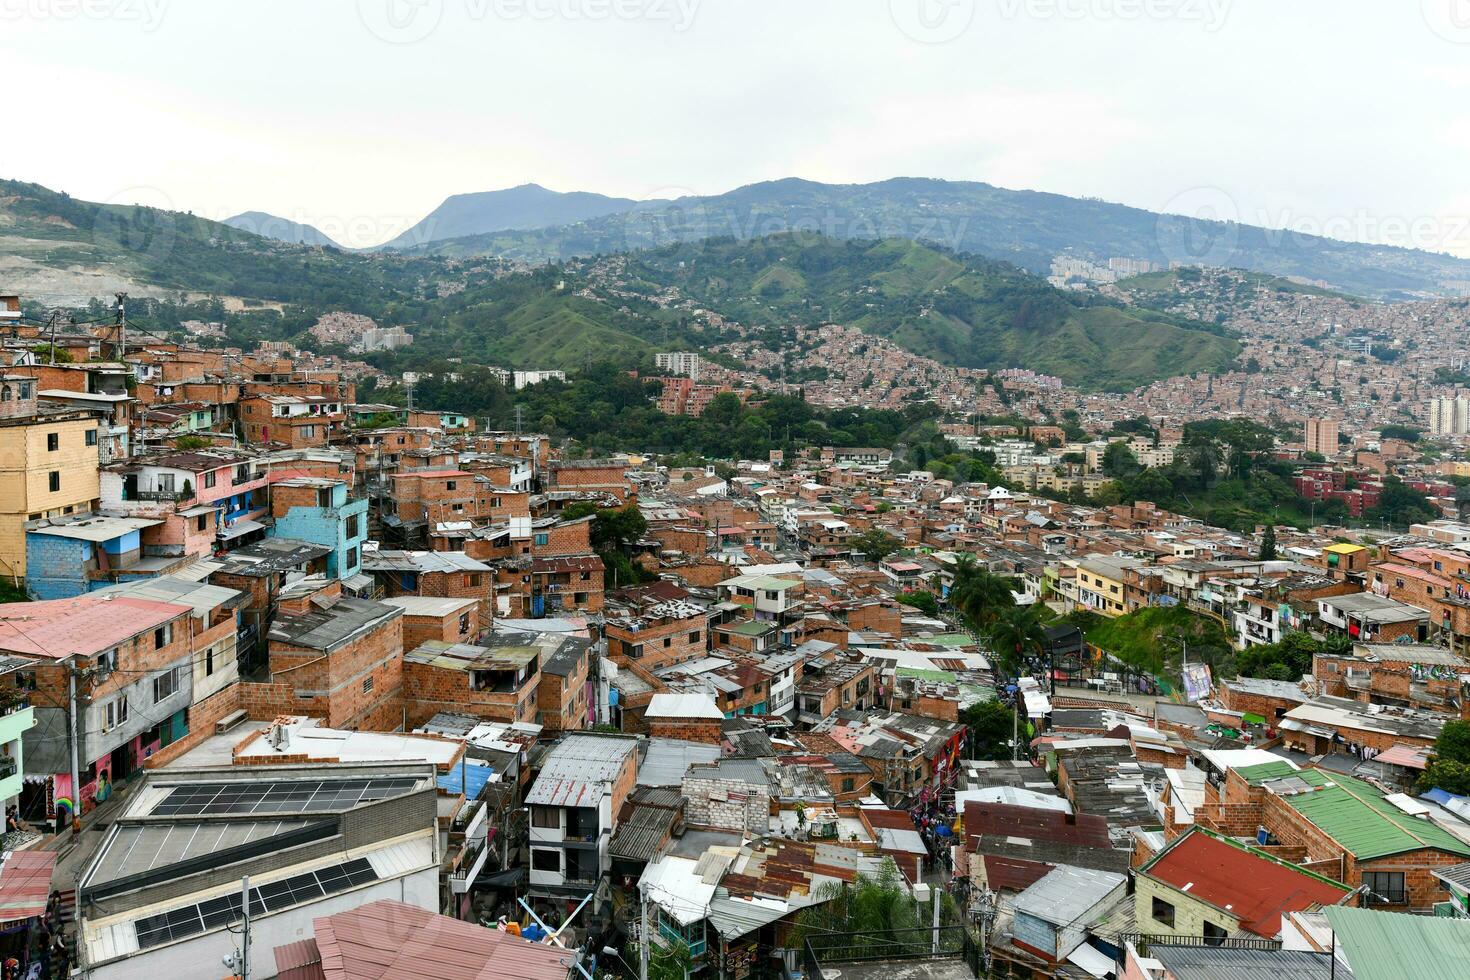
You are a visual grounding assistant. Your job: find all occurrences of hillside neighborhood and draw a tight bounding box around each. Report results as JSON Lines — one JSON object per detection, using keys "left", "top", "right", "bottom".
{"left": 0, "top": 293, "right": 1463, "bottom": 978}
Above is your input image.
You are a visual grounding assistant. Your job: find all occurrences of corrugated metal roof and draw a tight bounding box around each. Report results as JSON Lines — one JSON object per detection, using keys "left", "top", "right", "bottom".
{"left": 1013, "top": 865, "right": 1125, "bottom": 926}
{"left": 1277, "top": 771, "right": 1470, "bottom": 861}
{"left": 1323, "top": 906, "right": 1463, "bottom": 980}
{"left": 311, "top": 898, "right": 575, "bottom": 980}
{"left": 1151, "top": 944, "right": 1348, "bottom": 980}
{"left": 526, "top": 734, "right": 638, "bottom": 807}
{"left": 274, "top": 938, "right": 326, "bottom": 980}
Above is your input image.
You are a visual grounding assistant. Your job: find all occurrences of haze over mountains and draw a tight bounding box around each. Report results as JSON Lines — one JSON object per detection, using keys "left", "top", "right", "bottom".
{"left": 380, "top": 184, "right": 645, "bottom": 250}
{"left": 223, "top": 211, "right": 340, "bottom": 248}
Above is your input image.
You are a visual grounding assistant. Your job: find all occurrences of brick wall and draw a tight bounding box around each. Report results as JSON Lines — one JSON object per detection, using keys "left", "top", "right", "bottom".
{"left": 683, "top": 772, "right": 769, "bottom": 833}
{"left": 648, "top": 717, "right": 723, "bottom": 744}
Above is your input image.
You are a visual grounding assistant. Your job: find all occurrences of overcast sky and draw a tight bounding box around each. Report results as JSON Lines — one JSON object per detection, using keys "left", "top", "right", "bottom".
{"left": 7, "top": 0, "right": 1470, "bottom": 251}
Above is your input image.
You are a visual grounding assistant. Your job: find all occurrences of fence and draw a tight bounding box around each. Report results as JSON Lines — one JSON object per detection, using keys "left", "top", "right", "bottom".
{"left": 802, "top": 925, "right": 981, "bottom": 978}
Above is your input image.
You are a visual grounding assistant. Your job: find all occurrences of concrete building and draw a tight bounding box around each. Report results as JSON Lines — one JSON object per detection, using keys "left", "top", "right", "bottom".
{"left": 526, "top": 732, "right": 641, "bottom": 902}
{"left": 270, "top": 477, "right": 371, "bottom": 583}
{"left": 1428, "top": 395, "right": 1470, "bottom": 436}
{"left": 1305, "top": 417, "right": 1341, "bottom": 456}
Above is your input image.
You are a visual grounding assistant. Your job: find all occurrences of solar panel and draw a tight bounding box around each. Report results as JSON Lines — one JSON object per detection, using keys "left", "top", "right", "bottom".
{"left": 133, "top": 858, "right": 380, "bottom": 950}
{"left": 154, "top": 778, "right": 418, "bottom": 816}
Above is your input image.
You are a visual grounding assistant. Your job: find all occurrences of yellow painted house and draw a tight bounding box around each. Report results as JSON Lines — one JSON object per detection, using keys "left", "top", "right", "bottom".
{"left": 0, "top": 388, "right": 102, "bottom": 579}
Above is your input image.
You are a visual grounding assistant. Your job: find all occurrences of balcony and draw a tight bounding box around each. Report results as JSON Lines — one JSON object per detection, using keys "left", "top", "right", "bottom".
{"left": 132, "top": 489, "right": 190, "bottom": 503}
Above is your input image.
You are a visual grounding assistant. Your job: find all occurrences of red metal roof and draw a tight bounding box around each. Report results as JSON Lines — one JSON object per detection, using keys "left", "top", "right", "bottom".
{"left": 983, "top": 854, "right": 1055, "bottom": 893}
{"left": 1142, "top": 829, "right": 1351, "bottom": 936}
{"left": 274, "top": 938, "right": 326, "bottom": 980}
{"left": 962, "top": 801, "right": 1113, "bottom": 849}
{"left": 0, "top": 851, "right": 56, "bottom": 923}
{"left": 0, "top": 596, "right": 187, "bottom": 659}
{"left": 309, "top": 899, "right": 576, "bottom": 980}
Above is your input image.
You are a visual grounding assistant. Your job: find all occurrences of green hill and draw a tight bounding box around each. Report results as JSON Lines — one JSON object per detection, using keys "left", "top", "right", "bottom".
{"left": 625, "top": 235, "right": 1242, "bottom": 390}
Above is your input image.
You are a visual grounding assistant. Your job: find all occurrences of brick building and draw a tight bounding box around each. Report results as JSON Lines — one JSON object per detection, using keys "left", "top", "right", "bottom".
{"left": 401, "top": 638, "right": 540, "bottom": 728}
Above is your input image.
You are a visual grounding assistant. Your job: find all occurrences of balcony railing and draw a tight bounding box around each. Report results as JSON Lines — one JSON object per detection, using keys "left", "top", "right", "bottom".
{"left": 132, "top": 489, "right": 188, "bottom": 502}
{"left": 0, "top": 758, "right": 15, "bottom": 780}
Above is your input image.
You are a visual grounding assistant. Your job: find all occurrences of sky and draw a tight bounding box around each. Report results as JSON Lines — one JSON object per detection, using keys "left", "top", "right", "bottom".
{"left": 6, "top": 0, "right": 1470, "bottom": 251}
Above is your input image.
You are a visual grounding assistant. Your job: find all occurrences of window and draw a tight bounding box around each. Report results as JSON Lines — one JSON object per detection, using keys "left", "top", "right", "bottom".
{"left": 153, "top": 667, "right": 181, "bottom": 703}
{"left": 1151, "top": 896, "right": 1175, "bottom": 927}
{"left": 203, "top": 471, "right": 216, "bottom": 489}
{"left": 236, "top": 464, "right": 250, "bottom": 482}
{"left": 344, "top": 546, "right": 358, "bottom": 571}
{"left": 196, "top": 514, "right": 208, "bottom": 532}
{"left": 458, "top": 613, "right": 470, "bottom": 635}
{"left": 301, "top": 425, "right": 316, "bottom": 439}
{"left": 663, "top": 637, "right": 672, "bottom": 648}
{"left": 85, "top": 429, "right": 97, "bottom": 447}
{"left": 534, "top": 533, "right": 549, "bottom": 547}
{"left": 154, "top": 624, "right": 172, "bottom": 649}
{"left": 362, "top": 675, "right": 374, "bottom": 694}
{"left": 47, "top": 433, "right": 58, "bottom": 452}
{"left": 841, "top": 777, "right": 855, "bottom": 793}
{"left": 347, "top": 514, "right": 362, "bottom": 539}
{"left": 48, "top": 472, "right": 59, "bottom": 493}
{"left": 531, "top": 849, "right": 561, "bottom": 872}
{"left": 1363, "top": 871, "right": 1406, "bottom": 904}
{"left": 205, "top": 646, "right": 215, "bottom": 677}
{"left": 445, "top": 480, "right": 457, "bottom": 491}
{"left": 531, "top": 806, "right": 560, "bottom": 828}
{"left": 689, "top": 631, "right": 701, "bottom": 644}
{"left": 1202, "top": 922, "right": 1228, "bottom": 946}
{"left": 465, "top": 573, "right": 482, "bottom": 587}
{"left": 103, "top": 696, "right": 129, "bottom": 732}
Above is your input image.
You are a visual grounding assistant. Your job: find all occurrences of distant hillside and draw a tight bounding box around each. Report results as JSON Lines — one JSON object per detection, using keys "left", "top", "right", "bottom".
{"left": 414, "top": 177, "right": 1470, "bottom": 300}
{"left": 223, "top": 211, "right": 340, "bottom": 248}
{"left": 624, "top": 235, "right": 1242, "bottom": 391}
{"left": 381, "top": 183, "right": 649, "bottom": 250}
{"left": 0, "top": 179, "right": 432, "bottom": 309}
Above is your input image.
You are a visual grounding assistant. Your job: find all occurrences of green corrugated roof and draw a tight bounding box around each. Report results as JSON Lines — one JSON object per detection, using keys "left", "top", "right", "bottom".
{"left": 1322, "top": 906, "right": 1470, "bottom": 980}
{"left": 923, "top": 633, "right": 976, "bottom": 647}
{"left": 1282, "top": 772, "right": 1470, "bottom": 861}
{"left": 727, "top": 620, "right": 776, "bottom": 636}
{"left": 896, "top": 667, "right": 955, "bottom": 682}
{"left": 1236, "top": 760, "right": 1302, "bottom": 785}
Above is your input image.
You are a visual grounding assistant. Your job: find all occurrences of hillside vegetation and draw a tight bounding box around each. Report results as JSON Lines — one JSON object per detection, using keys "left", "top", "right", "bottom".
{"left": 624, "top": 235, "right": 1242, "bottom": 390}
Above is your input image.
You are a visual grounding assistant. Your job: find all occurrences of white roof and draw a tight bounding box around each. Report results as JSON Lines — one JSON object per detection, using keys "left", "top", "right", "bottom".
{"left": 235, "top": 717, "right": 460, "bottom": 766}
{"left": 1200, "top": 748, "right": 1297, "bottom": 773}
{"left": 956, "top": 788, "right": 1071, "bottom": 814}
{"left": 640, "top": 854, "right": 730, "bottom": 925}
{"left": 29, "top": 515, "right": 161, "bottom": 541}
{"left": 647, "top": 692, "right": 723, "bottom": 720}
{"left": 381, "top": 595, "right": 479, "bottom": 617}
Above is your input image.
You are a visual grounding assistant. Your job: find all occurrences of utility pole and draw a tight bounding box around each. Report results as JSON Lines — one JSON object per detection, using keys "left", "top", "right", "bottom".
{"left": 514, "top": 404, "right": 524, "bottom": 437}
{"left": 1010, "top": 699, "right": 1019, "bottom": 762}
{"left": 638, "top": 882, "right": 649, "bottom": 980}
{"left": 47, "top": 311, "right": 59, "bottom": 365}
{"left": 241, "top": 874, "right": 251, "bottom": 980}
{"left": 114, "top": 291, "right": 128, "bottom": 360}
{"left": 67, "top": 662, "right": 82, "bottom": 836}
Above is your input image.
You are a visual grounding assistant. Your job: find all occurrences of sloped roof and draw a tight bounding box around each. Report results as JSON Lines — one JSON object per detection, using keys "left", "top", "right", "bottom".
{"left": 1140, "top": 828, "right": 1350, "bottom": 936}
{"left": 1270, "top": 770, "right": 1470, "bottom": 861}
{"left": 310, "top": 899, "right": 575, "bottom": 980}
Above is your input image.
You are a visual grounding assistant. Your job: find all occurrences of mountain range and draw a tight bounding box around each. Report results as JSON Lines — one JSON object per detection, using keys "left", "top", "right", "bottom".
{"left": 375, "top": 177, "right": 1470, "bottom": 301}
{"left": 380, "top": 183, "right": 645, "bottom": 250}
{"left": 223, "top": 211, "right": 340, "bottom": 248}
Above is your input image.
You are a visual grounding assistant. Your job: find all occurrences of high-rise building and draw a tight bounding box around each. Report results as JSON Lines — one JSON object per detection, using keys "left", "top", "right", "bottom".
{"left": 655, "top": 351, "right": 702, "bottom": 381}
{"left": 1428, "top": 396, "right": 1470, "bottom": 436}
{"left": 1304, "top": 417, "right": 1340, "bottom": 457}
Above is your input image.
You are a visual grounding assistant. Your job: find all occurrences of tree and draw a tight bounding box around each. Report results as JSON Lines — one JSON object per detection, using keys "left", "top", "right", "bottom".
{"left": 173, "top": 434, "right": 211, "bottom": 451}
{"left": 962, "top": 699, "right": 1016, "bottom": 760}
{"left": 896, "top": 590, "right": 938, "bottom": 616}
{"left": 1258, "top": 524, "right": 1278, "bottom": 562}
{"left": 949, "top": 558, "right": 1017, "bottom": 633}
{"left": 985, "top": 605, "right": 1048, "bottom": 679}
{"left": 1102, "top": 441, "right": 1141, "bottom": 479}
{"left": 851, "top": 529, "right": 902, "bottom": 562}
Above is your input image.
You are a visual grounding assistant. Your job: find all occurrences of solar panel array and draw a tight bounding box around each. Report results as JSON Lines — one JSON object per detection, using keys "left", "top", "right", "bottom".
{"left": 134, "top": 858, "right": 378, "bottom": 949}
{"left": 151, "top": 778, "right": 419, "bottom": 816}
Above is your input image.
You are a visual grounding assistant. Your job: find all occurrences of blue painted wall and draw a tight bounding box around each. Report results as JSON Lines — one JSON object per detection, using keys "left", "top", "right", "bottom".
{"left": 271, "top": 488, "right": 371, "bottom": 581}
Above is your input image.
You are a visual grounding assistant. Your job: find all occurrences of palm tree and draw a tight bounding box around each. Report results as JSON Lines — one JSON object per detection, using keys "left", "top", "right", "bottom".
{"left": 986, "top": 605, "right": 1049, "bottom": 682}
{"left": 949, "top": 557, "right": 1017, "bottom": 635}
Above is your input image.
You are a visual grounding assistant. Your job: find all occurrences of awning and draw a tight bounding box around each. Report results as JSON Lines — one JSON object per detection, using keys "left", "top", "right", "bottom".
{"left": 1242, "top": 712, "right": 1267, "bottom": 725}
{"left": 178, "top": 505, "right": 216, "bottom": 517}
{"left": 0, "top": 851, "right": 57, "bottom": 923}
{"left": 218, "top": 518, "right": 265, "bottom": 540}
{"left": 343, "top": 573, "right": 376, "bottom": 596}
{"left": 1065, "top": 941, "right": 1116, "bottom": 978}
